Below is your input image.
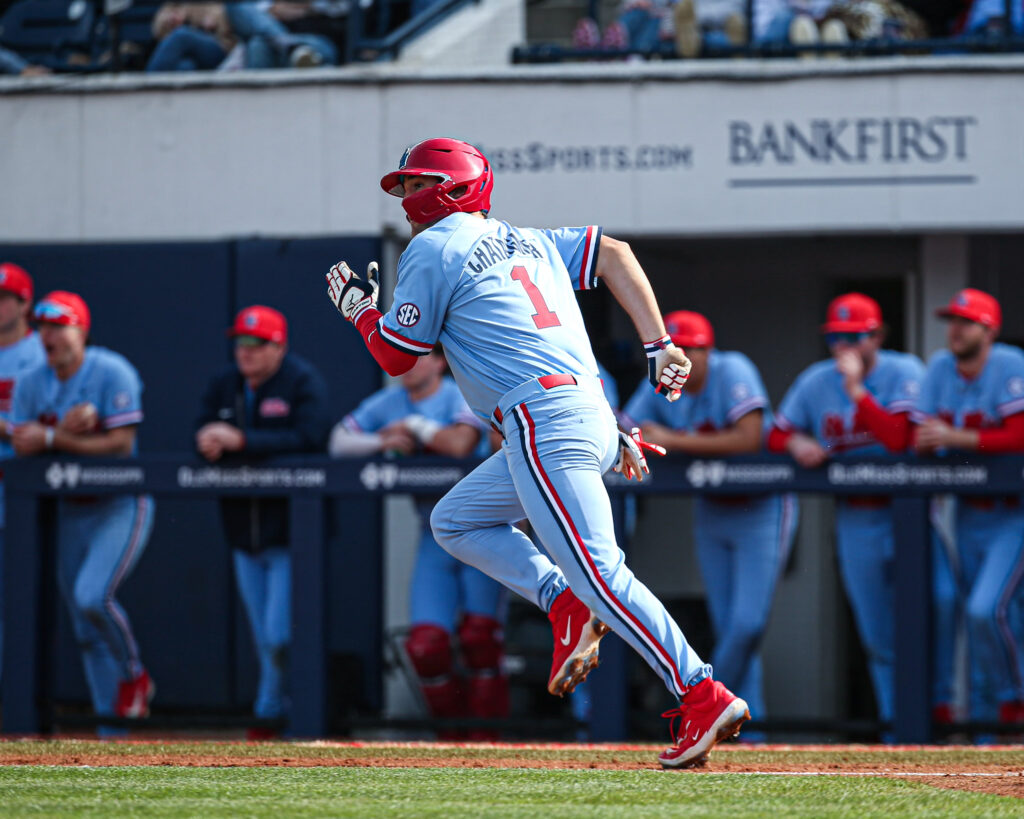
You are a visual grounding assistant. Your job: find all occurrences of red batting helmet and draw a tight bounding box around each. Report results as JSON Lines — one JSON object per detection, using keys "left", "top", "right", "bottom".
{"left": 380, "top": 138, "right": 493, "bottom": 225}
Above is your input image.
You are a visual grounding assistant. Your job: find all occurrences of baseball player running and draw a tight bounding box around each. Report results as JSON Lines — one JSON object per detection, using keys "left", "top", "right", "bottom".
{"left": 325, "top": 138, "right": 748, "bottom": 767}
{"left": 330, "top": 346, "right": 508, "bottom": 736}
{"left": 11, "top": 291, "right": 155, "bottom": 722}
{"left": 0, "top": 263, "right": 46, "bottom": 683}
{"left": 767, "top": 293, "right": 924, "bottom": 729}
{"left": 913, "top": 288, "right": 1024, "bottom": 726}
{"left": 623, "top": 310, "right": 797, "bottom": 727}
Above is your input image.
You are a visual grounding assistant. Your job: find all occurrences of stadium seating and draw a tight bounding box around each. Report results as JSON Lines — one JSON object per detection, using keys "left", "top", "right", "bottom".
{"left": 0, "top": 0, "right": 96, "bottom": 69}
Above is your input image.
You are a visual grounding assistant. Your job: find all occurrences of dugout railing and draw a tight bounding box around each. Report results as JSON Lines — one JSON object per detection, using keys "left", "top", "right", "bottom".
{"left": 5, "top": 452, "right": 1021, "bottom": 743}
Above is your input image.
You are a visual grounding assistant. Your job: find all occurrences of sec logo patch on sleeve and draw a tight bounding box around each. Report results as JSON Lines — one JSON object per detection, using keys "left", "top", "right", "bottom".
{"left": 397, "top": 303, "right": 421, "bottom": 327}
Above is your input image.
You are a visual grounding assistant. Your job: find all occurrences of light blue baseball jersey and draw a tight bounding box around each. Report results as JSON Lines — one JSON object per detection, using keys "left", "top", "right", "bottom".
{"left": 0, "top": 331, "right": 45, "bottom": 459}
{"left": 344, "top": 375, "right": 487, "bottom": 457}
{"left": 375, "top": 213, "right": 602, "bottom": 422}
{"left": 913, "top": 343, "right": 1024, "bottom": 429}
{"left": 623, "top": 349, "right": 771, "bottom": 433}
{"left": 0, "top": 331, "right": 46, "bottom": 526}
{"left": 776, "top": 350, "right": 924, "bottom": 454}
{"left": 12, "top": 347, "right": 145, "bottom": 448}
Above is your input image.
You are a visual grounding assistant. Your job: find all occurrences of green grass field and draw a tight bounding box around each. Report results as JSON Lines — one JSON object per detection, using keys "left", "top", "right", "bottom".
{"left": 0, "top": 741, "right": 1021, "bottom": 818}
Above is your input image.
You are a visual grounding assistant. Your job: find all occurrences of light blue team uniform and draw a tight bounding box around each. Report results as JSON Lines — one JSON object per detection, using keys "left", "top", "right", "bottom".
{"left": 344, "top": 376, "right": 502, "bottom": 631}
{"left": 624, "top": 350, "right": 798, "bottom": 719}
{"left": 775, "top": 350, "right": 925, "bottom": 723}
{"left": 377, "top": 212, "right": 710, "bottom": 700}
{"left": 12, "top": 347, "right": 154, "bottom": 717}
{"left": 914, "top": 343, "right": 1024, "bottom": 721}
{"left": 0, "top": 331, "right": 46, "bottom": 679}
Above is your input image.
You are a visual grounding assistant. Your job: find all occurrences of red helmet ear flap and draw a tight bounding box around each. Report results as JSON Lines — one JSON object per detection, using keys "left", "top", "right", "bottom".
{"left": 401, "top": 179, "right": 479, "bottom": 224}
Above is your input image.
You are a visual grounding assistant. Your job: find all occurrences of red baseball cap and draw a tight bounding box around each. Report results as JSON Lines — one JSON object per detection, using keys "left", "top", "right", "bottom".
{"left": 33, "top": 290, "right": 91, "bottom": 333}
{"left": 664, "top": 310, "right": 714, "bottom": 348}
{"left": 821, "top": 293, "right": 882, "bottom": 334}
{"left": 0, "top": 262, "right": 33, "bottom": 301}
{"left": 936, "top": 288, "right": 1001, "bottom": 331}
{"left": 228, "top": 305, "right": 287, "bottom": 344}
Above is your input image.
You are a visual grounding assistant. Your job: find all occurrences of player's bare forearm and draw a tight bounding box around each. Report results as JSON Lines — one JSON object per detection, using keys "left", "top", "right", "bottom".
{"left": 429, "top": 424, "right": 481, "bottom": 458}
{"left": 54, "top": 425, "right": 137, "bottom": 456}
{"left": 594, "top": 236, "right": 668, "bottom": 343}
{"left": 646, "top": 417, "right": 762, "bottom": 456}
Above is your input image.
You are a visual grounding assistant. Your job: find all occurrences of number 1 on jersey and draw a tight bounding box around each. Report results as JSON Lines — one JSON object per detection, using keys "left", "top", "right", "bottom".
{"left": 511, "top": 266, "right": 561, "bottom": 329}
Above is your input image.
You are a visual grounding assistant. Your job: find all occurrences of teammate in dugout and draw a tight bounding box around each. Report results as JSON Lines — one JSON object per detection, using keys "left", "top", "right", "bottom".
{"left": 0, "top": 264, "right": 45, "bottom": 684}
{"left": 329, "top": 345, "right": 509, "bottom": 735}
{"left": 623, "top": 310, "right": 797, "bottom": 730}
{"left": 11, "top": 290, "right": 156, "bottom": 722}
{"left": 912, "top": 288, "right": 1024, "bottom": 727}
{"left": 325, "top": 137, "right": 748, "bottom": 768}
{"left": 195, "top": 305, "right": 331, "bottom": 736}
{"left": 767, "top": 293, "right": 942, "bottom": 730}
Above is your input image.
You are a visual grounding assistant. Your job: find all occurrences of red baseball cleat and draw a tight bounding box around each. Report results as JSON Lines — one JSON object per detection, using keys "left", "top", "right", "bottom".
{"left": 115, "top": 669, "right": 155, "bottom": 718}
{"left": 658, "top": 678, "right": 749, "bottom": 769}
{"left": 547, "top": 589, "right": 609, "bottom": 696}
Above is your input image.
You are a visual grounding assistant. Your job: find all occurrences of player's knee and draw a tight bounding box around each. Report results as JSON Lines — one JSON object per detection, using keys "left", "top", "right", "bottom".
{"left": 966, "top": 595, "right": 997, "bottom": 630}
{"left": 429, "top": 498, "right": 456, "bottom": 544}
{"left": 429, "top": 499, "right": 471, "bottom": 559}
{"left": 405, "top": 623, "right": 454, "bottom": 680}
{"left": 458, "top": 614, "right": 504, "bottom": 671}
{"left": 72, "top": 583, "right": 107, "bottom": 621}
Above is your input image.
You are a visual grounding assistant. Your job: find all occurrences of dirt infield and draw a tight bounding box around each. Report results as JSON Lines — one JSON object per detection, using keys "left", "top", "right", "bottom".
{"left": 2, "top": 740, "right": 1022, "bottom": 799}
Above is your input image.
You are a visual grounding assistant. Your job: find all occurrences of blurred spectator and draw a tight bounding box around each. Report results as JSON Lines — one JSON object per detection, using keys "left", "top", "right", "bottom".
{"left": 0, "top": 44, "right": 51, "bottom": 76}
{"left": 623, "top": 311, "right": 797, "bottom": 727}
{"left": 767, "top": 294, "right": 926, "bottom": 730}
{"left": 573, "top": 0, "right": 675, "bottom": 51}
{"left": 265, "top": 1, "right": 351, "bottom": 65}
{"left": 0, "top": 264, "right": 45, "bottom": 685}
{"left": 194, "top": 305, "right": 330, "bottom": 737}
{"left": 961, "top": 0, "right": 1023, "bottom": 36}
{"left": 913, "top": 289, "right": 1024, "bottom": 728}
{"left": 329, "top": 346, "right": 509, "bottom": 738}
{"left": 147, "top": 1, "right": 336, "bottom": 73}
{"left": 755, "top": 0, "right": 928, "bottom": 47}
{"left": 673, "top": 0, "right": 748, "bottom": 58}
{"left": 12, "top": 290, "right": 156, "bottom": 726}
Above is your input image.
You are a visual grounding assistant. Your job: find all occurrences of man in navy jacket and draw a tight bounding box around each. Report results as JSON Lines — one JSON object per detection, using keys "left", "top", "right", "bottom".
{"left": 195, "top": 305, "right": 330, "bottom": 737}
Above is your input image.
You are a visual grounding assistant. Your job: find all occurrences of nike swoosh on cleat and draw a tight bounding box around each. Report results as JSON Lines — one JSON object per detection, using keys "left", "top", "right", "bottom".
{"left": 560, "top": 616, "right": 572, "bottom": 646}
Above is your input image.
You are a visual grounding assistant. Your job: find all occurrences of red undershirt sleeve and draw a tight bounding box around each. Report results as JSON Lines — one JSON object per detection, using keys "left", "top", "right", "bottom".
{"left": 355, "top": 309, "right": 418, "bottom": 377}
{"left": 766, "top": 426, "right": 792, "bottom": 453}
{"left": 854, "top": 393, "right": 912, "bottom": 452}
{"left": 977, "top": 412, "right": 1024, "bottom": 453}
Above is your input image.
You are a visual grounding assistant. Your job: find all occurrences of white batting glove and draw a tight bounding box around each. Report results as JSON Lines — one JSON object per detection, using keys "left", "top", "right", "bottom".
{"left": 403, "top": 414, "right": 442, "bottom": 446}
{"left": 613, "top": 427, "right": 667, "bottom": 481}
{"left": 326, "top": 261, "right": 380, "bottom": 324}
{"left": 644, "top": 336, "right": 691, "bottom": 402}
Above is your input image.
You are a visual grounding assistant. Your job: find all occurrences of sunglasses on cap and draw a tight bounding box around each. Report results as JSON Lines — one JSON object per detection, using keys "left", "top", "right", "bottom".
{"left": 825, "top": 331, "right": 872, "bottom": 346}
{"left": 234, "top": 335, "right": 270, "bottom": 348}
{"left": 33, "top": 302, "right": 75, "bottom": 323}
